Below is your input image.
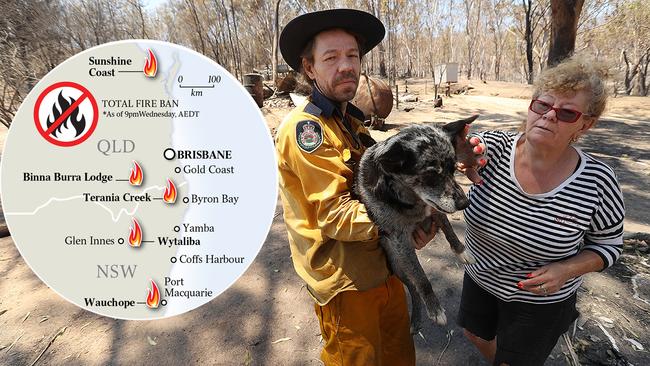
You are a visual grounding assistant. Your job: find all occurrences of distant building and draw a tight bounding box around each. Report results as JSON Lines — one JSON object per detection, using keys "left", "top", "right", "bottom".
{"left": 434, "top": 63, "right": 458, "bottom": 83}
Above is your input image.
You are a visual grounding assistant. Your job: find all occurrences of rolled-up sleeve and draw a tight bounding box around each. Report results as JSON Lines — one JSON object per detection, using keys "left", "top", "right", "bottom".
{"left": 583, "top": 171, "right": 625, "bottom": 270}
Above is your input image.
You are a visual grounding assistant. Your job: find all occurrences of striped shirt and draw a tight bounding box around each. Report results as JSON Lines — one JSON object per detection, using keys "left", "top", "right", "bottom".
{"left": 464, "top": 131, "right": 625, "bottom": 304}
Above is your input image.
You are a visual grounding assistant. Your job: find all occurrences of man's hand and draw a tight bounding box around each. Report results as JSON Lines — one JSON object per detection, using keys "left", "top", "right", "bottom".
{"left": 455, "top": 123, "right": 486, "bottom": 184}
{"left": 412, "top": 220, "right": 438, "bottom": 250}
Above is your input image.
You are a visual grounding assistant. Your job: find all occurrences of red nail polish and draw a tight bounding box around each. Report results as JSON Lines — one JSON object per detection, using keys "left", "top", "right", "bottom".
{"left": 526, "top": 273, "right": 533, "bottom": 278}
{"left": 517, "top": 282, "right": 523, "bottom": 288}
{"left": 474, "top": 180, "right": 483, "bottom": 186}
{"left": 479, "top": 158, "right": 487, "bottom": 166}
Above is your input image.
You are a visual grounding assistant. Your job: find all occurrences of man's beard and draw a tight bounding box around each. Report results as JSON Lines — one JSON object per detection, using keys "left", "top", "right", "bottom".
{"left": 330, "top": 71, "right": 359, "bottom": 102}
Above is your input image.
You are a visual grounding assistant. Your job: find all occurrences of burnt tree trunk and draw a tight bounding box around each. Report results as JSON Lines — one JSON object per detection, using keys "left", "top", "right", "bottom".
{"left": 185, "top": 0, "right": 206, "bottom": 55}
{"left": 271, "top": 0, "right": 281, "bottom": 86}
{"left": 132, "top": 0, "right": 148, "bottom": 39}
{"left": 638, "top": 49, "right": 650, "bottom": 96}
{"left": 378, "top": 43, "right": 387, "bottom": 77}
{"left": 547, "top": 0, "right": 584, "bottom": 67}
{"left": 220, "top": 0, "right": 238, "bottom": 80}
{"left": 622, "top": 49, "right": 650, "bottom": 96}
{"left": 523, "top": 0, "right": 534, "bottom": 84}
{"left": 622, "top": 50, "right": 637, "bottom": 95}
{"left": 230, "top": 0, "right": 243, "bottom": 81}
{"left": 373, "top": 0, "right": 387, "bottom": 78}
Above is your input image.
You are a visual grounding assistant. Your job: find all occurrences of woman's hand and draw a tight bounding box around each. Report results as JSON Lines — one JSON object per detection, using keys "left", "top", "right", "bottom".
{"left": 455, "top": 125, "right": 487, "bottom": 184}
{"left": 517, "top": 262, "right": 571, "bottom": 296}
{"left": 517, "top": 251, "right": 605, "bottom": 296}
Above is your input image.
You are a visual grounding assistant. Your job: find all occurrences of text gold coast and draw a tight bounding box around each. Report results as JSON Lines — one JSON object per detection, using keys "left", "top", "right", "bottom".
{"left": 181, "top": 165, "right": 235, "bottom": 174}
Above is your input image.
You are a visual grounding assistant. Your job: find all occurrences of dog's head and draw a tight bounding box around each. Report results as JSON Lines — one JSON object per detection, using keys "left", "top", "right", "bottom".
{"left": 372, "top": 115, "right": 477, "bottom": 213}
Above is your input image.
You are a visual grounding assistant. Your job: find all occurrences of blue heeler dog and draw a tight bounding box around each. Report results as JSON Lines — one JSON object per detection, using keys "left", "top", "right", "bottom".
{"left": 355, "top": 115, "right": 478, "bottom": 334}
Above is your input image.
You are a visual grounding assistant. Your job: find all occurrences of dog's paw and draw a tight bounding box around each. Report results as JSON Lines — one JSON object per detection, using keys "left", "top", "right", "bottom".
{"left": 457, "top": 250, "right": 476, "bottom": 264}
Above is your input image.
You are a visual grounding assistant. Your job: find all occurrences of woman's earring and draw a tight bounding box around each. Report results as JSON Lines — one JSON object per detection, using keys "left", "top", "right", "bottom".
{"left": 571, "top": 135, "right": 579, "bottom": 143}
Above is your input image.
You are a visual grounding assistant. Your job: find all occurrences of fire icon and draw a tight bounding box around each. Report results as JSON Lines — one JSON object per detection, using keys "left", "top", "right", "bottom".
{"left": 33, "top": 81, "right": 99, "bottom": 147}
{"left": 143, "top": 49, "right": 157, "bottom": 78}
{"left": 163, "top": 179, "right": 177, "bottom": 204}
{"left": 129, "top": 161, "right": 143, "bottom": 186}
{"left": 129, "top": 218, "right": 142, "bottom": 247}
{"left": 46, "top": 91, "right": 86, "bottom": 138}
{"left": 146, "top": 280, "right": 160, "bottom": 309}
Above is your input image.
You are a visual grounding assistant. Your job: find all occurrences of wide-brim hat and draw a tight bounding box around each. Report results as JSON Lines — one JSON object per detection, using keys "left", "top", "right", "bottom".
{"left": 280, "top": 9, "right": 385, "bottom": 71}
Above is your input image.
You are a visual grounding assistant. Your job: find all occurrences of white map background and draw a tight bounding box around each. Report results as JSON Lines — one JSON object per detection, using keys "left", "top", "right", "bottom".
{"left": 1, "top": 40, "right": 277, "bottom": 320}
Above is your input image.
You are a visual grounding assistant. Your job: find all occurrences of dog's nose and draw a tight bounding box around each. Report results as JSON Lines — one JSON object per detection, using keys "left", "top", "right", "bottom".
{"left": 453, "top": 186, "right": 469, "bottom": 210}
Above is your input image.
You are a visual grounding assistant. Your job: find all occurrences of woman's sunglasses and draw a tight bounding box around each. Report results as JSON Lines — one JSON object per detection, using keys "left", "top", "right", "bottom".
{"left": 529, "top": 99, "right": 590, "bottom": 123}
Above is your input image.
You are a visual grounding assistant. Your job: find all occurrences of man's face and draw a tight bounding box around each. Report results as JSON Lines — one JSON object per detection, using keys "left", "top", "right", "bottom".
{"left": 303, "top": 28, "right": 361, "bottom": 103}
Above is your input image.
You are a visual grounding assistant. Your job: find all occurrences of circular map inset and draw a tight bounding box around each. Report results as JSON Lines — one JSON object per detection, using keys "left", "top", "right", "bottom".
{"left": 1, "top": 40, "right": 278, "bottom": 320}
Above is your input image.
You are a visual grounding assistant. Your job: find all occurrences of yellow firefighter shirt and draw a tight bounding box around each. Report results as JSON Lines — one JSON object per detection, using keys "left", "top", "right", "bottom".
{"left": 276, "top": 89, "right": 390, "bottom": 305}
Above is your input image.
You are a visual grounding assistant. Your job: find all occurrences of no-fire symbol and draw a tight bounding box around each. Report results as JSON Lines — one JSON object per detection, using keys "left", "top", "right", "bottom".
{"left": 34, "top": 81, "right": 99, "bottom": 147}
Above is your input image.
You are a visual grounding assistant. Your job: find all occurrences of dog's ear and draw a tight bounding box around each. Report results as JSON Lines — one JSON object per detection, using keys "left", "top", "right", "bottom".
{"left": 442, "top": 115, "right": 479, "bottom": 138}
{"left": 375, "top": 138, "right": 413, "bottom": 174}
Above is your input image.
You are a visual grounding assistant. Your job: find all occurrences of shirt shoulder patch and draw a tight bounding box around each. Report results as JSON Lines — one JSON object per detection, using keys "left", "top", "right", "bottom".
{"left": 296, "top": 120, "right": 323, "bottom": 153}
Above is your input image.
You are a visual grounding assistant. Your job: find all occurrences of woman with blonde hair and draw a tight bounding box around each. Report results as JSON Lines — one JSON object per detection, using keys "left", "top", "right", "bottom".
{"left": 458, "top": 55, "right": 624, "bottom": 366}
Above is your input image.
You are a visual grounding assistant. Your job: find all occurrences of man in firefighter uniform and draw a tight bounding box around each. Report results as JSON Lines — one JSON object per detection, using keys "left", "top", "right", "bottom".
{"left": 275, "top": 9, "right": 432, "bottom": 365}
